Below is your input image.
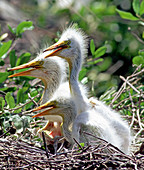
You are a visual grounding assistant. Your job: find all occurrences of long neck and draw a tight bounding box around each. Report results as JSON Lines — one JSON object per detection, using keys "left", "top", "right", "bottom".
{"left": 68, "top": 56, "right": 89, "bottom": 114}
{"left": 62, "top": 108, "right": 76, "bottom": 143}
{"left": 41, "top": 75, "right": 61, "bottom": 104}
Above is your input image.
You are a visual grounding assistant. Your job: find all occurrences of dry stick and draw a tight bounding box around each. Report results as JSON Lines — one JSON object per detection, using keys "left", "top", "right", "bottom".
{"left": 130, "top": 65, "right": 143, "bottom": 76}
{"left": 0, "top": 127, "right": 13, "bottom": 138}
{"left": 16, "top": 160, "right": 43, "bottom": 170}
{"left": 130, "top": 68, "right": 144, "bottom": 79}
{"left": 111, "top": 84, "right": 125, "bottom": 104}
{"left": 7, "top": 39, "right": 17, "bottom": 55}
{"left": 129, "top": 92, "right": 136, "bottom": 128}
{"left": 114, "top": 93, "right": 140, "bottom": 108}
{"left": 53, "top": 136, "right": 63, "bottom": 155}
{"left": 15, "top": 156, "right": 44, "bottom": 170}
{"left": 83, "top": 131, "right": 127, "bottom": 155}
{"left": 42, "top": 132, "right": 49, "bottom": 159}
{"left": 8, "top": 94, "right": 40, "bottom": 112}
{"left": 139, "top": 90, "right": 143, "bottom": 116}
{"left": 130, "top": 30, "right": 144, "bottom": 45}
{"left": 111, "top": 66, "right": 144, "bottom": 104}
{"left": 135, "top": 142, "right": 144, "bottom": 155}
{"left": 28, "top": 93, "right": 39, "bottom": 106}
{"left": 120, "top": 76, "right": 140, "bottom": 94}
{"left": 56, "top": 137, "right": 65, "bottom": 153}
{"left": 0, "top": 90, "right": 6, "bottom": 95}
{"left": 134, "top": 109, "right": 144, "bottom": 141}
{"left": 73, "top": 138, "right": 83, "bottom": 150}
{"left": 133, "top": 117, "right": 144, "bottom": 128}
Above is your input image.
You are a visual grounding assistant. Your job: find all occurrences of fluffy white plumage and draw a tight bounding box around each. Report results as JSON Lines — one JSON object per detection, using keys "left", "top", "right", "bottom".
{"left": 44, "top": 25, "right": 131, "bottom": 154}
{"left": 33, "top": 93, "right": 124, "bottom": 152}
{"left": 8, "top": 52, "right": 67, "bottom": 137}
{"left": 25, "top": 55, "right": 67, "bottom": 103}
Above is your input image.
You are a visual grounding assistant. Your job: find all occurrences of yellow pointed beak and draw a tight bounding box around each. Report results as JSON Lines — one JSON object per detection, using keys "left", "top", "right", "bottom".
{"left": 32, "top": 107, "right": 55, "bottom": 118}
{"left": 8, "top": 60, "right": 44, "bottom": 78}
{"left": 8, "top": 68, "right": 36, "bottom": 78}
{"left": 32, "top": 101, "right": 56, "bottom": 112}
{"left": 32, "top": 101, "right": 57, "bottom": 118}
{"left": 43, "top": 40, "right": 70, "bottom": 58}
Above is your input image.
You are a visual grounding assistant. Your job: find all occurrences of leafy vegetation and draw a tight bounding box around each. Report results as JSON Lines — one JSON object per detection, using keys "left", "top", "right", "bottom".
{"left": 0, "top": 0, "right": 143, "bottom": 147}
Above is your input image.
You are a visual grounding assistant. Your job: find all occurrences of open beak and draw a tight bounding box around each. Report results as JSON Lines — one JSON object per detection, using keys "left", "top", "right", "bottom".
{"left": 43, "top": 40, "right": 70, "bottom": 58}
{"left": 33, "top": 101, "right": 56, "bottom": 112}
{"left": 8, "top": 68, "right": 36, "bottom": 78}
{"left": 32, "top": 101, "right": 57, "bottom": 118}
{"left": 32, "top": 107, "right": 55, "bottom": 118}
{"left": 8, "top": 60, "right": 43, "bottom": 78}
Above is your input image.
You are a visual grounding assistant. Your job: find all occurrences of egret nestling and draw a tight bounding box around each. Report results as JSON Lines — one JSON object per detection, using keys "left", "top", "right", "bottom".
{"left": 43, "top": 25, "right": 131, "bottom": 154}
{"left": 8, "top": 50, "right": 88, "bottom": 142}
{"left": 32, "top": 87, "right": 76, "bottom": 143}
{"left": 32, "top": 96, "right": 123, "bottom": 152}
{"left": 8, "top": 53, "right": 66, "bottom": 139}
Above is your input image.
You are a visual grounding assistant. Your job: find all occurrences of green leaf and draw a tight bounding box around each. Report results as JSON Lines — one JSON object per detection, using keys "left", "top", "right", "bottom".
{"left": 140, "top": 0, "right": 144, "bottom": 15}
{"left": 0, "top": 59, "right": 5, "bottom": 66}
{"left": 132, "top": 55, "right": 144, "bottom": 66}
{"left": 30, "top": 89, "right": 38, "bottom": 97}
{"left": 21, "top": 115, "right": 32, "bottom": 128}
{"left": 13, "top": 107, "right": 22, "bottom": 114}
{"left": 142, "top": 32, "right": 144, "bottom": 39}
{"left": 5, "top": 92, "right": 15, "bottom": 108}
{"left": 132, "top": 0, "right": 140, "bottom": 15}
{"left": 94, "top": 46, "right": 107, "bottom": 58}
{"left": 24, "top": 101, "right": 33, "bottom": 110}
{"left": 90, "top": 39, "right": 95, "bottom": 56}
{"left": 0, "top": 40, "right": 12, "bottom": 58}
{"left": 16, "top": 21, "right": 34, "bottom": 36}
{"left": 138, "top": 50, "right": 144, "bottom": 56}
{"left": 9, "top": 50, "right": 17, "bottom": 67}
{"left": 87, "top": 58, "right": 104, "bottom": 65}
{"left": 7, "top": 24, "right": 16, "bottom": 34}
{"left": 17, "top": 89, "right": 24, "bottom": 104}
{"left": 11, "top": 115, "right": 23, "bottom": 132}
{"left": 0, "top": 97, "right": 5, "bottom": 111}
{"left": 79, "top": 68, "right": 87, "bottom": 81}
{"left": 93, "top": 58, "right": 104, "bottom": 64}
{"left": 16, "top": 52, "right": 31, "bottom": 66}
{"left": 0, "top": 87, "right": 17, "bottom": 92}
{"left": 0, "top": 72, "right": 9, "bottom": 83}
{"left": 116, "top": 9, "right": 139, "bottom": 21}
{"left": 80, "top": 143, "right": 85, "bottom": 147}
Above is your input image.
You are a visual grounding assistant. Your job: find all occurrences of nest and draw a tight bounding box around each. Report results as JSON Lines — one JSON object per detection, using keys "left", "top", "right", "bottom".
{"left": 0, "top": 133, "right": 144, "bottom": 169}
{"left": 0, "top": 63, "right": 144, "bottom": 169}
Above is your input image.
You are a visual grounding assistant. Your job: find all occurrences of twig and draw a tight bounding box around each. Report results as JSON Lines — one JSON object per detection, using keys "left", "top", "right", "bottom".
{"left": 7, "top": 38, "right": 18, "bottom": 55}
{"left": 8, "top": 94, "right": 40, "bottom": 112}
{"left": 120, "top": 76, "right": 140, "bottom": 94}
{"left": 111, "top": 66, "right": 144, "bottom": 104}
{"left": 0, "top": 127, "right": 13, "bottom": 138}
{"left": 83, "top": 131, "right": 126, "bottom": 155}
{"left": 130, "top": 30, "right": 144, "bottom": 45}
{"left": 133, "top": 109, "right": 144, "bottom": 142}
{"left": 129, "top": 92, "right": 136, "bottom": 128}
{"left": 135, "top": 142, "right": 144, "bottom": 155}
{"left": 0, "top": 91, "right": 6, "bottom": 95}
{"left": 73, "top": 138, "right": 83, "bottom": 150}
{"left": 111, "top": 84, "right": 125, "bottom": 104}
{"left": 42, "top": 132, "right": 49, "bottom": 159}
{"left": 28, "top": 93, "right": 39, "bottom": 106}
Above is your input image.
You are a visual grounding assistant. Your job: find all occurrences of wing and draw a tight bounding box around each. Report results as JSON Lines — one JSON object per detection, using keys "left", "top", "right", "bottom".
{"left": 72, "top": 109, "right": 122, "bottom": 148}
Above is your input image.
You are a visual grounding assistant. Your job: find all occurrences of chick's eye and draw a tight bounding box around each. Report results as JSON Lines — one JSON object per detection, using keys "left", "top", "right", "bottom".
{"left": 39, "top": 61, "right": 44, "bottom": 65}
{"left": 67, "top": 40, "right": 71, "bottom": 45}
